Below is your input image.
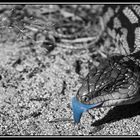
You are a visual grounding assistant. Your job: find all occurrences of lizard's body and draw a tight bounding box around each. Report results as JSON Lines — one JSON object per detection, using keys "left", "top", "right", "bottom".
{"left": 74, "top": 5, "right": 140, "bottom": 121}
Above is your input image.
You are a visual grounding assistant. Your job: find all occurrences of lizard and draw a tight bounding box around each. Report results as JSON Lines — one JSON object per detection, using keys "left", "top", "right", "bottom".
{"left": 72, "top": 4, "right": 140, "bottom": 123}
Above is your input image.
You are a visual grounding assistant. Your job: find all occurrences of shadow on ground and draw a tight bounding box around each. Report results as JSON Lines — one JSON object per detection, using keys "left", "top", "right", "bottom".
{"left": 91, "top": 101, "right": 140, "bottom": 126}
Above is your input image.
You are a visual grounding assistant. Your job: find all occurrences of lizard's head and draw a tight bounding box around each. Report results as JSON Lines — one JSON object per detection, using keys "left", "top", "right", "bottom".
{"left": 76, "top": 56, "right": 140, "bottom": 107}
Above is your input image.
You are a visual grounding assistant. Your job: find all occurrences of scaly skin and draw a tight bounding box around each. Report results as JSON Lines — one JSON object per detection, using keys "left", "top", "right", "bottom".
{"left": 76, "top": 54, "right": 140, "bottom": 107}
{"left": 72, "top": 5, "right": 140, "bottom": 123}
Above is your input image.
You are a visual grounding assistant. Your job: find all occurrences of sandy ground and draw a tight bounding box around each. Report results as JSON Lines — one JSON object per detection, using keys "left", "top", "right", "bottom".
{"left": 0, "top": 4, "right": 140, "bottom": 136}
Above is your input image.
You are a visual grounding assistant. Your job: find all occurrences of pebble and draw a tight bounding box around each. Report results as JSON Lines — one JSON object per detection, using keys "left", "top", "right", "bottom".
{"left": 136, "top": 131, "right": 140, "bottom": 135}
{"left": 16, "top": 65, "right": 24, "bottom": 72}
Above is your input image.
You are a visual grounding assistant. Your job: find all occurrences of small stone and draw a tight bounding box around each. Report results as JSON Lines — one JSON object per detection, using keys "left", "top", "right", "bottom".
{"left": 16, "top": 65, "right": 24, "bottom": 72}
{"left": 136, "top": 131, "right": 140, "bottom": 135}
{"left": 134, "top": 116, "right": 140, "bottom": 123}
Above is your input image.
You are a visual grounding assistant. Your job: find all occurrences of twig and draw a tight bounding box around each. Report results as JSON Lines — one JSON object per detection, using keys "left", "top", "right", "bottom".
{"left": 48, "top": 118, "right": 73, "bottom": 123}
{"left": 61, "top": 36, "right": 98, "bottom": 43}
{"left": 56, "top": 43, "right": 89, "bottom": 50}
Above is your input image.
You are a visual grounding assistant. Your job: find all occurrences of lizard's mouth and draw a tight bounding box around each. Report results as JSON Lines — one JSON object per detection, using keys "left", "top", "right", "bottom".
{"left": 72, "top": 96, "right": 103, "bottom": 124}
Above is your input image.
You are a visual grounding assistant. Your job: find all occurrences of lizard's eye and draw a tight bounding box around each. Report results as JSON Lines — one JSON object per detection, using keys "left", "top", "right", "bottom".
{"left": 103, "top": 86, "right": 112, "bottom": 92}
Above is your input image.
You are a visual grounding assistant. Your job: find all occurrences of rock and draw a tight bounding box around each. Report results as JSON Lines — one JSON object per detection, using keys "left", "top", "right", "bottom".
{"left": 16, "top": 65, "right": 24, "bottom": 72}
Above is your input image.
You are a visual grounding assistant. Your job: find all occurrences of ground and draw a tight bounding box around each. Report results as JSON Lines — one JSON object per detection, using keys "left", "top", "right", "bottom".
{"left": 0, "top": 4, "right": 140, "bottom": 136}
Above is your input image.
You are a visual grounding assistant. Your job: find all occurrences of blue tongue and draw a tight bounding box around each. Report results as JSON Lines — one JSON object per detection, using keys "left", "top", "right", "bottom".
{"left": 72, "top": 96, "right": 102, "bottom": 124}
